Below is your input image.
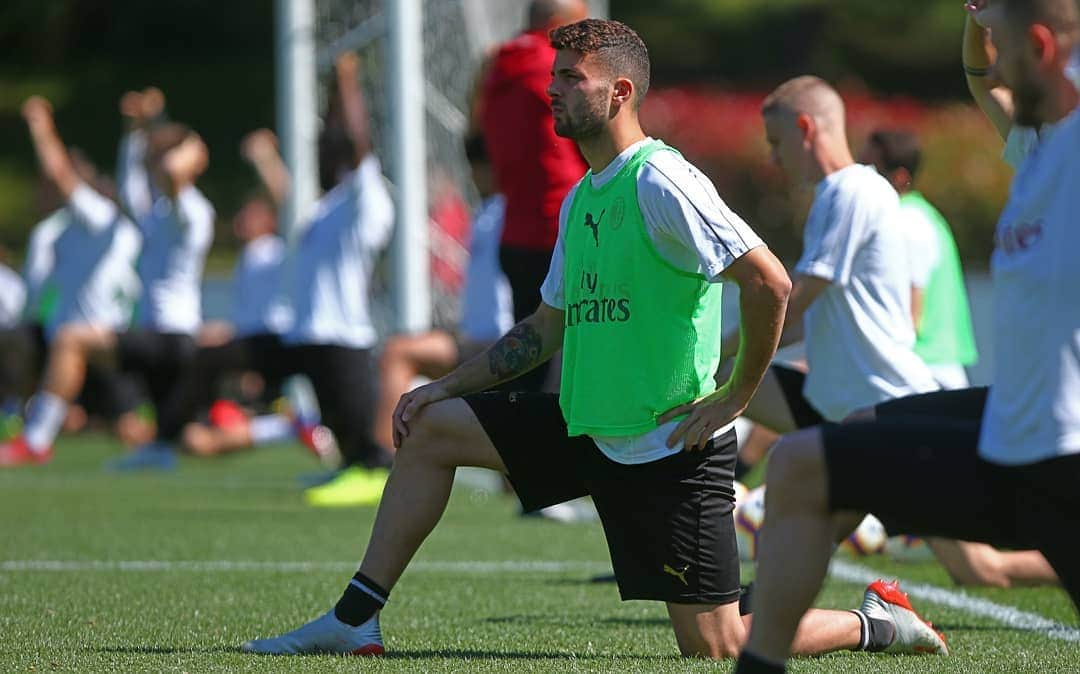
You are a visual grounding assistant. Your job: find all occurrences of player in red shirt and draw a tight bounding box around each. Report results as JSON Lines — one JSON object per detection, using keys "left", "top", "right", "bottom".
{"left": 480, "top": 0, "right": 589, "bottom": 391}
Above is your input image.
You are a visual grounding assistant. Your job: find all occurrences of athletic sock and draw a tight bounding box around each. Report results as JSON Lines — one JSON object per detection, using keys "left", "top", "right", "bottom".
{"left": 333, "top": 570, "right": 389, "bottom": 626}
{"left": 249, "top": 414, "right": 294, "bottom": 445}
{"left": 23, "top": 392, "right": 67, "bottom": 453}
{"left": 851, "top": 608, "right": 895, "bottom": 652}
{"left": 733, "top": 650, "right": 786, "bottom": 674}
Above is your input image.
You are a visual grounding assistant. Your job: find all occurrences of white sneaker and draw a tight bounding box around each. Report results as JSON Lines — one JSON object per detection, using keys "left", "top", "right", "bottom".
{"left": 242, "top": 610, "right": 383, "bottom": 656}
{"left": 861, "top": 579, "right": 948, "bottom": 655}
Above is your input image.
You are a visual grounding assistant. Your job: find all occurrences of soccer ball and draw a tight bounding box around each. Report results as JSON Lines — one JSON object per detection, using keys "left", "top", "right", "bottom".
{"left": 734, "top": 486, "right": 766, "bottom": 562}
{"left": 885, "top": 535, "right": 936, "bottom": 563}
{"left": 732, "top": 480, "right": 749, "bottom": 508}
{"left": 839, "top": 514, "right": 888, "bottom": 556}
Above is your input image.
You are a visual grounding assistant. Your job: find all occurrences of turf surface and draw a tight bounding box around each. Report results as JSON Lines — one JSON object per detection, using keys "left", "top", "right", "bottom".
{"left": 1, "top": 434, "right": 1076, "bottom": 672}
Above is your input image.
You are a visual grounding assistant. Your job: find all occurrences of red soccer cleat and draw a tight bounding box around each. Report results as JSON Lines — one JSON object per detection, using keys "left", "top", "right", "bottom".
{"left": 862, "top": 579, "right": 949, "bottom": 655}
{"left": 0, "top": 435, "right": 53, "bottom": 468}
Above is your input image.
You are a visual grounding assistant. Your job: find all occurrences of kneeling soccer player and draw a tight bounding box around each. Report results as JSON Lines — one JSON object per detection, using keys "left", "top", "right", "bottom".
{"left": 737, "top": 1, "right": 1080, "bottom": 671}
{"left": 243, "top": 18, "right": 945, "bottom": 660}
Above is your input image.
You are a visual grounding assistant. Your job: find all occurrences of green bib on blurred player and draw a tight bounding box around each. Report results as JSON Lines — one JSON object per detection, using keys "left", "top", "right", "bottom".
{"left": 559, "top": 140, "right": 724, "bottom": 437}
{"left": 901, "top": 192, "right": 978, "bottom": 367}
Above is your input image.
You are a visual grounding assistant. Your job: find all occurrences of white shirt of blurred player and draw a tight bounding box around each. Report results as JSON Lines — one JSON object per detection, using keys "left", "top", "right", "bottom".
{"left": 283, "top": 155, "right": 394, "bottom": 350}
{"left": 541, "top": 137, "right": 765, "bottom": 464}
{"left": 459, "top": 195, "right": 513, "bottom": 342}
{"left": 795, "top": 164, "right": 939, "bottom": 421}
{"left": 22, "top": 210, "right": 66, "bottom": 319}
{"left": 1002, "top": 122, "right": 1061, "bottom": 170}
{"left": 981, "top": 108, "right": 1080, "bottom": 465}
{"left": 46, "top": 184, "right": 141, "bottom": 339}
{"left": 0, "top": 263, "right": 26, "bottom": 329}
{"left": 134, "top": 186, "right": 215, "bottom": 335}
{"left": 231, "top": 234, "right": 289, "bottom": 337}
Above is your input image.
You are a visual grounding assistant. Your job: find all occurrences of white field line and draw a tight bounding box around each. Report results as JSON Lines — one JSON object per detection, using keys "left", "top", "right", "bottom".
{"left": 0, "top": 559, "right": 609, "bottom": 574}
{"left": 830, "top": 559, "right": 1080, "bottom": 643}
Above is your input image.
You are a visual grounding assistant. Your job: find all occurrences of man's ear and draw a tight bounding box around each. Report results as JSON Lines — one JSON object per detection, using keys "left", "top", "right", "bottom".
{"left": 1029, "top": 24, "right": 1058, "bottom": 68}
{"left": 797, "top": 113, "right": 816, "bottom": 145}
{"left": 612, "top": 77, "right": 634, "bottom": 107}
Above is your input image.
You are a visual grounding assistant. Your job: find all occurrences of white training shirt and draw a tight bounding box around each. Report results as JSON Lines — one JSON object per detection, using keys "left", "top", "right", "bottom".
{"left": 460, "top": 195, "right": 514, "bottom": 342}
{"left": 133, "top": 187, "right": 215, "bottom": 335}
{"left": 0, "top": 263, "right": 26, "bottom": 329}
{"left": 795, "top": 164, "right": 939, "bottom": 421}
{"left": 282, "top": 155, "right": 394, "bottom": 349}
{"left": 980, "top": 108, "right": 1080, "bottom": 465}
{"left": 1002, "top": 123, "right": 1060, "bottom": 170}
{"left": 22, "top": 210, "right": 67, "bottom": 320}
{"left": 44, "top": 184, "right": 141, "bottom": 338}
{"left": 541, "top": 137, "right": 765, "bottom": 464}
{"left": 231, "top": 234, "right": 289, "bottom": 337}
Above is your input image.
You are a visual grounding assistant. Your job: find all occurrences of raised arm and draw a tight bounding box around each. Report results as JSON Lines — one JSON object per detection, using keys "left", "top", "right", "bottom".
{"left": 161, "top": 133, "right": 209, "bottom": 199}
{"left": 334, "top": 52, "right": 374, "bottom": 162}
{"left": 241, "top": 129, "right": 291, "bottom": 207}
{"left": 391, "top": 303, "right": 565, "bottom": 448}
{"left": 22, "top": 97, "right": 79, "bottom": 198}
{"left": 963, "top": 6, "right": 1014, "bottom": 140}
{"left": 116, "top": 88, "right": 166, "bottom": 219}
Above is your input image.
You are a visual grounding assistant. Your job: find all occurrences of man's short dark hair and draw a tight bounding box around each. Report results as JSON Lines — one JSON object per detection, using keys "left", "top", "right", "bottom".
{"left": 867, "top": 130, "right": 922, "bottom": 178}
{"left": 550, "top": 19, "right": 651, "bottom": 107}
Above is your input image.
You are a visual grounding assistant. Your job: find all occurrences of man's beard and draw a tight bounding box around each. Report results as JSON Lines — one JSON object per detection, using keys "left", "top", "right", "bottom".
{"left": 1012, "top": 82, "right": 1046, "bottom": 128}
{"left": 554, "top": 97, "right": 608, "bottom": 140}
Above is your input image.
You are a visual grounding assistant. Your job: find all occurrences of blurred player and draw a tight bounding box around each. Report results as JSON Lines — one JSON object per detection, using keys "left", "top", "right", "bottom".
{"left": 243, "top": 20, "right": 942, "bottom": 659}
{"left": 861, "top": 130, "right": 978, "bottom": 389}
{"left": 372, "top": 134, "right": 512, "bottom": 451}
{"left": 161, "top": 53, "right": 394, "bottom": 503}
{"left": 0, "top": 90, "right": 213, "bottom": 469}
{"left": 0, "top": 96, "right": 152, "bottom": 466}
{"left": 480, "top": 0, "right": 589, "bottom": 391}
{"left": 721, "top": 77, "right": 938, "bottom": 438}
{"left": 737, "top": 2, "right": 1080, "bottom": 670}
{"left": 170, "top": 131, "right": 331, "bottom": 462}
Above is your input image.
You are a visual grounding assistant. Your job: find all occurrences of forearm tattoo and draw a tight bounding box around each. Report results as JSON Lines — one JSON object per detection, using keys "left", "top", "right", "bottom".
{"left": 488, "top": 323, "right": 543, "bottom": 380}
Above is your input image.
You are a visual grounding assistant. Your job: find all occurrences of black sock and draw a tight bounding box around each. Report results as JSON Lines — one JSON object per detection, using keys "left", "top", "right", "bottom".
{"left": 852, "top": 609, "right": 895, "bottom": 652}
{"left": 333, "top": 571, "right": 390, "bottom": 626}
{"left": 734, "top": 650, "right": 786, "bottom": 674}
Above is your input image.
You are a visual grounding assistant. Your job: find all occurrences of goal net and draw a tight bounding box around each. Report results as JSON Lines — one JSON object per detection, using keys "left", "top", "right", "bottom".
{"left": 303, "top": 0, "right": 606, "bottom": 335}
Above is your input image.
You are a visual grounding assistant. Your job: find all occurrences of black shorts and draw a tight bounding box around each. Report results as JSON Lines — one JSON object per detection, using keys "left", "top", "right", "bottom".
{"left": 874, "top": 386, "right": 989, "bottom": 425}
{"left": 79, "top": 367, "right": 144, "bottom": 420}
{"left": 464, "top": 391, "right": 741, "bottom": 606}
{"left": 822, "top": 420, "right": 1080, "bottom": 608}
{"left": 771, "top": 364, "right": 825, "bottom": 428}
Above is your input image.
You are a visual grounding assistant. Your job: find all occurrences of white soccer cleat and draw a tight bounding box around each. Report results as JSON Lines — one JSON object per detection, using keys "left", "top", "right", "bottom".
{"left": 242, "top": 610, "right": 384, "bottom": 656}
{"left": 861, "top": 579, "right": 948, "bottom": 655}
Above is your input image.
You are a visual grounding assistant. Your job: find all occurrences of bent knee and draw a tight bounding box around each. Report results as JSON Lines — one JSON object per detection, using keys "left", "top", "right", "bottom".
{"left": 677, "top": 632, "right": 743, "bottom": 660}
{"left": 395, "top": 400, "right": 472, "bottom": 464}
{"left": 765, "top": 430, "right": 828, "bottom": 510}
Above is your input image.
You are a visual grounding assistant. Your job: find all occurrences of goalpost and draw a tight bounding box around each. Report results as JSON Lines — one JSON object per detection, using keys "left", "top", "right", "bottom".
{"left": 276, "top": 0, "right": 607, "bottom": 335}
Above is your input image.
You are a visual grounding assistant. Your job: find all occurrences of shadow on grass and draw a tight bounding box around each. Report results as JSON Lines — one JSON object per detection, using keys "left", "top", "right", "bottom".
{"left": 88, "top": 645, "right": 675, "bottom": 661}
{"left": 89, "top": 645, "right": 241, "bottom": 655}
{"left": 384, "top": 649, "right": 674, "bottom": 661}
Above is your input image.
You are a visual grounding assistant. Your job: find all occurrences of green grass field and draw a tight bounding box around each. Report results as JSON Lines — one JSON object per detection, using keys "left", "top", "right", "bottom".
{"left": 2, "top": 434, "right": 1077, "bottom": 673}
